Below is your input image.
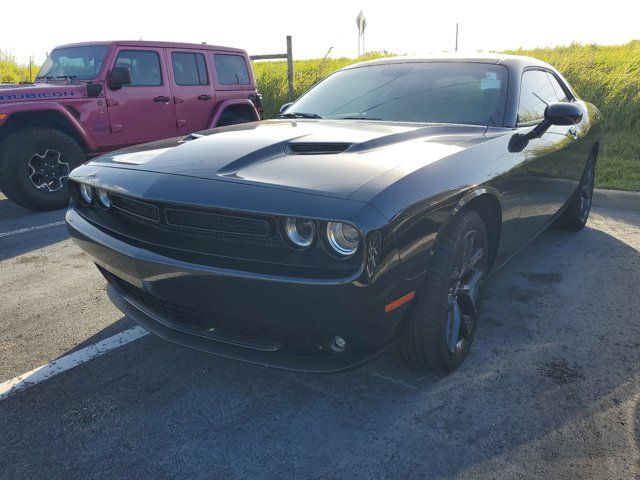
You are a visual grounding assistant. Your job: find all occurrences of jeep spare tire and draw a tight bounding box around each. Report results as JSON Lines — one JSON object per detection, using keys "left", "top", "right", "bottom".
{"left": 0, "top": 127, "right": 84, "bottom": 211}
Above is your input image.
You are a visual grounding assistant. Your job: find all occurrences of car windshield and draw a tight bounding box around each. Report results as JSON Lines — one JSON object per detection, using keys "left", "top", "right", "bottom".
{"left": 284, "top": 62, "right": 509, "bottom": 127}
{"left": 37, "top": 45, "right": 109, "bottom": 81}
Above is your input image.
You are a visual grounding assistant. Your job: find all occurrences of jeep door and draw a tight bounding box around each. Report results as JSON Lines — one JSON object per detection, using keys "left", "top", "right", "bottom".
{"left": 166, "top": 49, "right": 215, "bottom": 135}
{"left": 106, "top": 47, "right": 177, "bottom": 144}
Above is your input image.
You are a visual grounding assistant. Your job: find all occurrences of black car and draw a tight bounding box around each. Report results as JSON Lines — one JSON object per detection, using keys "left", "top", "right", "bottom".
{"left": 66, "top": 54, "right": 602, "bottom": 373}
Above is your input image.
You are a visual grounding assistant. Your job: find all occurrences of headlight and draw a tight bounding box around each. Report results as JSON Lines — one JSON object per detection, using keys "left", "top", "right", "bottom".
{"left": 284, "top": 217, "right": 316, "bottom": 248}
{"left": 326, "top": 222, "right": 360, "bottom": 256}
{"left": 96, "top": 188, "right": 111, "bottom": 208}
{"left": 78, "top": 183, "right": 93, "bottom": 205}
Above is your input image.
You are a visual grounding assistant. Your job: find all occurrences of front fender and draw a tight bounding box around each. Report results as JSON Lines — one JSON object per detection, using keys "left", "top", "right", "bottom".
{"left": 387, "top": 185, "right": 503, "bottom": 283}
{"left": 0, "top": 102, "right": 97, "bottom": 150}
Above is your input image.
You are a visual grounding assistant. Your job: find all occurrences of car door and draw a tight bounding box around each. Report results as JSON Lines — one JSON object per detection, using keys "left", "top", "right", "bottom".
{"left": 517, "top": 69, "right": 582, "bottom": 236}
{"left": 167, "top": 49, "right": 216, "bottom": 135}
{"left": 106, "top": 47, "right": 177, "bottom": 145}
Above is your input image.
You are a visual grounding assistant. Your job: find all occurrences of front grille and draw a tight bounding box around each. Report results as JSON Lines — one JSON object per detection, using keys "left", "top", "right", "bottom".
{"left": 108, "top": 194, "right": 273, "bottom": 238}
{"left": 165, "top": 208, "right": 270, "bottom": 237}
{"left": 111, "top": 194, "right": 160, "bottom": 222}
{"left": 105, "top": 270, "right": 282, "bottom": 350}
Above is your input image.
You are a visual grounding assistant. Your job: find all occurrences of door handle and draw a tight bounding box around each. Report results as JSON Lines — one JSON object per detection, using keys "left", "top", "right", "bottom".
{"left": 568, "top": 127, "right": 578, "bottom": 139}
{"left": 197, "top": 94, "right": 212, "bottom": 101}
{"left": 153, "top": 96, "right": 170, "bottom": 103}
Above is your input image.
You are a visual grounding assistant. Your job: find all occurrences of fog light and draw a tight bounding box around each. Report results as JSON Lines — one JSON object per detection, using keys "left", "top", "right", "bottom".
{"left": 333, "top": 335, "right": 346, "bottom": 349}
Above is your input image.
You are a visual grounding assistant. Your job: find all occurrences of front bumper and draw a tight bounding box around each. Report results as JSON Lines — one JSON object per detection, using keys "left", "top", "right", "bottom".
{"left": 67, "top": 209, "right": 421, "bottom": 372}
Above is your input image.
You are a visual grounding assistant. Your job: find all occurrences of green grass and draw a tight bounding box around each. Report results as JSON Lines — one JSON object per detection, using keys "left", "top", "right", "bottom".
{"left": 0, "top": 50, "right": 32, "bottom": 83}
{"left": 597, "top": 131, "right": 640, "bottom": 190}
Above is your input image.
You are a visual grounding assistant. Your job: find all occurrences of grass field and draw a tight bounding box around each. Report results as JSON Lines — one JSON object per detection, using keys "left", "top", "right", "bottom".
{"left": 2, "top": 44, "right": 638, "bottom": 190}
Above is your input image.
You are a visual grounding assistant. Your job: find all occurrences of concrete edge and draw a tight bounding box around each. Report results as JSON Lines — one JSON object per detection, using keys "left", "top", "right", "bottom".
{"left": 593, "top": 189, "right": 640, "bottom": 212}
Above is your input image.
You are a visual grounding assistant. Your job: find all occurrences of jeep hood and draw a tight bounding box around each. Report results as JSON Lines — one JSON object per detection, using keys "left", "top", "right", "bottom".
{"left": 86, "top": 120, "right": 494, "bottom": 199}
{"left": 0, "top": 82, "right": 84, "bottom": 102}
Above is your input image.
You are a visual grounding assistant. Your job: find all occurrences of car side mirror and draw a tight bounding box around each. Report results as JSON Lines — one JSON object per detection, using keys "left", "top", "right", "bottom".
{"left": 279, "top": 102, "right": 293, "bottom": 114}
{"left": 108, "top": 67, "right": 132, "bottom": 90}
{"left": 544, "top": 102, "right": 583, "bottom": 126}
{"left": 509, "top": 102, "right": 582, "bottom": 153}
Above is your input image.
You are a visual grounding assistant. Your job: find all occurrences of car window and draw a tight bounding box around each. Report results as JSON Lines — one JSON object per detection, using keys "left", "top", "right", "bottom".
{"left": 518, "top": 70, "right": 558, "bottom": 123}
{"left": 213, "top": 54, "right": 250, "bottom": 85}
{"left": 546, "top": 72, "right": 569, "bottom": 102}
{"left": 114, "top": 50, "right": 162, "bottom": 86}
{"left": 171, "top": 52, "right": 209, "bottom": 86}
{"left": 286, "top": 62, "right": 509, "bottom": 126}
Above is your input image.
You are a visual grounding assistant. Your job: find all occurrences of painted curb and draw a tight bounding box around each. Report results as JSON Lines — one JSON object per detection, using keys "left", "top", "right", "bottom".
{"left": 593, "top": 189, "right": 640, "bottom": 212}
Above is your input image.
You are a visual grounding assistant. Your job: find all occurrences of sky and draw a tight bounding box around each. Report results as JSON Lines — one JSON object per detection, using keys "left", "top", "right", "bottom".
{"left": 3, "top": 0, "right": 638, "bottom": 65}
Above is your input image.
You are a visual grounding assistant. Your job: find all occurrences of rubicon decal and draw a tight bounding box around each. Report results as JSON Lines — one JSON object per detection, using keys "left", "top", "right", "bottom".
{"left": 0, "top": 91, "right": 76, "bottom": 102}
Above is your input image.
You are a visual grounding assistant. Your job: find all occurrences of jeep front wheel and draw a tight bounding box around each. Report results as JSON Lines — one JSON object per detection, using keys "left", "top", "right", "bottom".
{"left": 0, "top": 127, "right": 84, "bottom": 211}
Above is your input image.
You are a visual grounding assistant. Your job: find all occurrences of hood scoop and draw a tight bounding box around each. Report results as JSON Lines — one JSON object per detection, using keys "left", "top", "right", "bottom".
{"left": 285, "top": 142, "right": 352, "bottom": 155}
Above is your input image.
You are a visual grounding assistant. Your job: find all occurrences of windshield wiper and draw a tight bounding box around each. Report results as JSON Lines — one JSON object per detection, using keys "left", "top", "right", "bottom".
{"left": 35, "top": 75, "right": 53, "bottom": 83}
{"left": 276, "top": 112, "right": 322, "bottom": 119}
{"left": 35, "top": 75, "right": 81, "bottom": 84}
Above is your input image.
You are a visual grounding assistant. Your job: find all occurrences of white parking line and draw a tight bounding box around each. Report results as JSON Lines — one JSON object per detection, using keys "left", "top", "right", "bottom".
{"left": 0, "top": 326, "right": 149, "bottom": 401}
{"left": 0, "top": 221, "right": 66, "bottom": 238}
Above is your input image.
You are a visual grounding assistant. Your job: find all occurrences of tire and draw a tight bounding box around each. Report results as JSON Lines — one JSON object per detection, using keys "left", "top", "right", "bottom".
{"left": 554, "top": 153, "right": 596, "bottom": 231}
{"left": 0, "top": 127, "right": 84, "bottom": 211}
{"left": 399, "top": 209, "right": 489, "bottom": 372}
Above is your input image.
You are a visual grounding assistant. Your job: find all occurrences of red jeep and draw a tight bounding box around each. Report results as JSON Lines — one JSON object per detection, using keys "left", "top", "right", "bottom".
{"left": 0, "top": 41, "right": 262, "bottom": 210}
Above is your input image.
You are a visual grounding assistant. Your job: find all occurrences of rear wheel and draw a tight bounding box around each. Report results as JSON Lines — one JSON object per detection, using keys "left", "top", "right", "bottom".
{"left": 555, "top": 153, "right": 596, "bottom": 231}
{"left": 0, "top": 127, "right": 84, "bottom": 211}
{"left": 399, "top": 209, "right": 488, "bottom": 372}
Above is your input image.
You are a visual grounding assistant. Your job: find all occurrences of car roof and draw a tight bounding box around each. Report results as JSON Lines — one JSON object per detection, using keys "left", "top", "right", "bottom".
{"left": 342, "top": 53, "right": 554, "bottom": 72}
{"left": 53, "top": 40, "right": 247, "bottom": 54}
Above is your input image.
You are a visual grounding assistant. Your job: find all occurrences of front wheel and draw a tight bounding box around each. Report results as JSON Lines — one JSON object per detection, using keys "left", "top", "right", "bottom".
{"left": 399, "top": 209, "right": 489, "bottom": 372}
{"left": 0, "top": 127, "right": 85, "bottom": 211}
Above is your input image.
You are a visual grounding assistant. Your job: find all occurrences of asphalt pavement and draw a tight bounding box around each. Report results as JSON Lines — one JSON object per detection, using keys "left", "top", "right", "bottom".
{"left": 1, "top": 192, "right": 639, "bottom": 479}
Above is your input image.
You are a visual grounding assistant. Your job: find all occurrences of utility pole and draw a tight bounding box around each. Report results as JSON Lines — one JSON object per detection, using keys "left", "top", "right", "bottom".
{"left": 286, "top": 35, "right": 294, "bottom": 102}
{"left": 455, "top": 22, "right": 459, "bottom": 52}
{"left": 29, "top": 56, "right": 33, "bottom": 82}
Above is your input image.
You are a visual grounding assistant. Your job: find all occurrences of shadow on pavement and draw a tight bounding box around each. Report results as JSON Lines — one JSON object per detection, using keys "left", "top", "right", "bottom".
{"left": 1, "top": 219, "right": 639, "bottom": 479}
{"left": 0, "top": 198, "right": 68, "bottom": 261}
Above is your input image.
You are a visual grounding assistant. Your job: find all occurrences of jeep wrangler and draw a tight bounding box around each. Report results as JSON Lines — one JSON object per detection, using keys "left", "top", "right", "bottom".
{"left": 0, "top": 41, "right": 262, "bottom": 210}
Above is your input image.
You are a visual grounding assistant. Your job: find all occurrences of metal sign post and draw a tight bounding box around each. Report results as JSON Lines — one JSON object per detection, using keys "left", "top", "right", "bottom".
{"left": 356, "top": 11, "right": 367, "bottom": 57}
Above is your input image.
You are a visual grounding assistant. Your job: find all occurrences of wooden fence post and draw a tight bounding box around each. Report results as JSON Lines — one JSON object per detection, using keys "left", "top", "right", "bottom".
{"left": 286, "top": 36, "right": 294, "bottom": 102}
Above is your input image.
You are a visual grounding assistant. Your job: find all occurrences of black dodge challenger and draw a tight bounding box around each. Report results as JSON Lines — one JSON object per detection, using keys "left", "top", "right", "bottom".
{"left": 66, "top": 55, "right": 602, "bottom": 373}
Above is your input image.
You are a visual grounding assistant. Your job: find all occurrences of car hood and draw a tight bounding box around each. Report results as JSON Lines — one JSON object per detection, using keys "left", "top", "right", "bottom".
{"left": 89, "top": 120, "right": 494, "bottom": 199}
{"left": 0, "top": 82, "right": 84, "bottom": 102}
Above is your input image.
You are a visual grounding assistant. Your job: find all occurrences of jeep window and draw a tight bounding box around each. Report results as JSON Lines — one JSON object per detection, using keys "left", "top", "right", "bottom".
{"left": 171, "top": 52, "right": 209, "bottom": 86}
{"left": 213, "top": 54, "right": 250, "bottom": 85}
{"left": 114, "top": 50, "right": 162, "bottom": 86}
{"left": 285, "top": 62, "right": 508, "bottom": 126}
{"left": 37, "top": 45, "right": 108, "bottom": 81}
